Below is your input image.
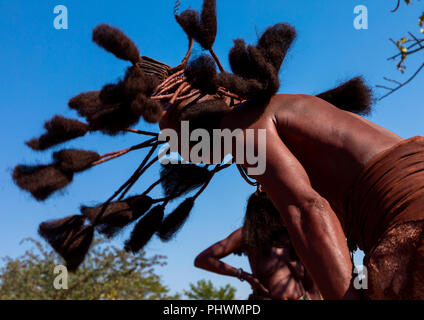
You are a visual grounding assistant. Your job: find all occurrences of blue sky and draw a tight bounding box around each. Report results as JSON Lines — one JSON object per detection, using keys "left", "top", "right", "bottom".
{"left": 0, "top": 0, "right": 423, "bottom": 299}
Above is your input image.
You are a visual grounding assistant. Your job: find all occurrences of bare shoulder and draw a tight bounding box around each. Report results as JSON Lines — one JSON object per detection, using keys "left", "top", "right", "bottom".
{"left": 268, "top": 93, "right": 334, "bottom": 116}
{"left": 220, "top": 94, "right": 315, "bottom": 131}
{"left": 269, "top": 93, "right": 314, "bottom": 106}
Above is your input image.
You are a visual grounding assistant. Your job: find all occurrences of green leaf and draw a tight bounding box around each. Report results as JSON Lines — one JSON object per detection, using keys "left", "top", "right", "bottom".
{"left": 0, "top": 237, "right": 180, "bottom": 300}
{"left": 183, "top": 279, "right": 237, "bottom": 300}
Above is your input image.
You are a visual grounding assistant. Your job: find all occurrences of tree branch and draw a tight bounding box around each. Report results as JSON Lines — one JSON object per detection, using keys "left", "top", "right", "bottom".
{"left": 388, "top": 38, "right": 424, "bottom": 61}
{"left": 378, "top": 62, "right": 424, "bottom": 99}
{"left": 392, "top": 0, "right": 401, "bottom": 12}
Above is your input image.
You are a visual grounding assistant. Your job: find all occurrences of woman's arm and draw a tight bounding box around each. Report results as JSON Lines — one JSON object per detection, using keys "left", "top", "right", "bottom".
{"left": 194, "top": 228, "right": 243, "bottom": 277}
{"left": 194, "top": 228, "right": 269, "bottom": 296}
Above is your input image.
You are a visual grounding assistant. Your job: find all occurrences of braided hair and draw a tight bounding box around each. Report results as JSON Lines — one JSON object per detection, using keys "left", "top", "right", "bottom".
{"left": 13, "top": 0, "right": 374, "bottom": 272}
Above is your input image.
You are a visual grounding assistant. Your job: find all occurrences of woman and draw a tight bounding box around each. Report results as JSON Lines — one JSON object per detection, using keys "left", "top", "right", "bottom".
{"left": 194, "top": 192, "right": 321, "bottom": 300}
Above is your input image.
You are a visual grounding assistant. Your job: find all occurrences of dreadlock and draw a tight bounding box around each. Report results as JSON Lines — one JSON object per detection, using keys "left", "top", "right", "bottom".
{"left": 158, "top": 197, "right": 195, "bottom": 242}
{"left": 185, "top": 55, "right": 219, "bottom": 94}
{"left": 13, "top": 148, "right": 101, "bottom": 201}
{"left": 26, "top": 116, "right": 89, "bottom": 151}
{"left": 123, "top": 66, "right": 161, "bottom": 98}
{"left": 175, "top": 10, "right": 200, "bottom": 43}
{"left": 160, "top": 163, "right": 213, "bottom": 199}
{"left": 256, "top": 23, "right": 297, "bottom": 72}
{"left": 316, "top": 77, "right": 375, "bottom": 116}
{"left": 242, "top": 191, "right": 293, "bottom": 257}
{"left": 124, "top": 204, "right": 165, "bottom": 253}
{"left": 68, "top": 91, "right": 103, "bottom": 118}
{"left": 131, "top": 93, "right": 163, "bottom": 124}
{"left": 13, "top": 164, "right": 73, "bottom": 201}
{"left": 178, "top": 98, "right": 230, "bottom": 134}
{"left": 86, "top": 102, "right": 140, "bottom": 135}
{"left": 81, "top": 195, "right": 153, "bottom": 238}
{"left": 38, "top": 215, "right": 94, "bottom": 272}
{"left": 175, "top": 0, "right": 217, "bottom": 51}
{"left": 92, "top": 24, "right": 140, "bottom": 64}
{"left": 53, "top": 149, "right": 100, "bottom": 173}
{"left": 198, "top": 0, "right": 217, "bottom": 50}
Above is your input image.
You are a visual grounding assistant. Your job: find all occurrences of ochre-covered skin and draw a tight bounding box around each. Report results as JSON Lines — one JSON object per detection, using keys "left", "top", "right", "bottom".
{"left": 194, "top": 228, "right": 321, "bottom": 300}
{"left": 220, "top": 93, "right": 406, "bottom": 299}
{"left": 162, "top": 92, "right": 424, "bottom": 299}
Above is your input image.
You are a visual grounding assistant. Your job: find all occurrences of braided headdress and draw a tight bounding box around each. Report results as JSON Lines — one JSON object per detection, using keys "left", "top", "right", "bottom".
{"left": 13, "top": 0, "right": 374, "bottom": 271}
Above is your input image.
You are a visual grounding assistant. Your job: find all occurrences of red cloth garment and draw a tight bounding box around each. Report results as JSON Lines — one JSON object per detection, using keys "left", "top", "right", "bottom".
{"left": 345, "top": 136, "right": 424, "bottom": 254}
{"left": 343, "top": 136, "right": 424, "bottom": 299}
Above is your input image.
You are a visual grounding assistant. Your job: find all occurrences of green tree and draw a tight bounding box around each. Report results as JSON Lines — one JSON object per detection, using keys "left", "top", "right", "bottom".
{"left": 0, "top": 238, "right": 180, "bottom": 300}
{"left": 183, "top": 279, "right": 236, "bottom": 300}
{"left": 378, "top": 0, "right": 424, "bottom": 99}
